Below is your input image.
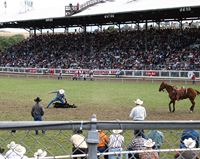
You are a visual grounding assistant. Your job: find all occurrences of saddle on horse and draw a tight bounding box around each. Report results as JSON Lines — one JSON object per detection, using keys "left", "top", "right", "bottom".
{"left": 173, "top": 87, "right": 187, "bottom": 101}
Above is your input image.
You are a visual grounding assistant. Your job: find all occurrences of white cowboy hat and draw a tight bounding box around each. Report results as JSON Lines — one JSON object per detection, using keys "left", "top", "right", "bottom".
{"left": 34, "top": 149, "right": 47, "bottom": 158}
{"left": 13, "top": 145, "right": 26, "bottom": 156}
{"left": 112, "top": 129, "right": 123, "bottom": 134}
{"left": 7, "top": 141, "right": 18, "bottom": 149}
{"left": 144, "top": 139, "right": 155, "bottom": 148}
{"left": 183, "top": 138, "right": 196, "bottom": 148}
{"left": 134, "top": 99, "right": 143, "bottom": 105}
{"left": 59, "top": 89, "right": 65, "bottom": 94}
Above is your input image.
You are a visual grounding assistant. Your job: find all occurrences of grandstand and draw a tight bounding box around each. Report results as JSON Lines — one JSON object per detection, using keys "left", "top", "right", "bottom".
{"left": 0, "top": 0, "right": 200, "bottom": 72}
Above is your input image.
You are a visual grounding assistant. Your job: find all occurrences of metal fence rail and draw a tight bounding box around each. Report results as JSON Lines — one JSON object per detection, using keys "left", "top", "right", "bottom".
{"left": 0, "top": 115, "right": 200, "bottom": 158}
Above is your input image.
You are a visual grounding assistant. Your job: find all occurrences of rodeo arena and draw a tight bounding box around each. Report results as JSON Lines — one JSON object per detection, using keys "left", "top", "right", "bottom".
{"left": 1, "top": 0, "right": 200, "bottom": 158}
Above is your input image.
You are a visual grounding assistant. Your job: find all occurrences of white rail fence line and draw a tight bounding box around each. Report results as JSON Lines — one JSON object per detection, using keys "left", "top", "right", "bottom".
{"left": 0, "top": 67, "right": 199, "bottom": 80}
{"left": 1, "top": 115, "right": 200, "bottom": 158}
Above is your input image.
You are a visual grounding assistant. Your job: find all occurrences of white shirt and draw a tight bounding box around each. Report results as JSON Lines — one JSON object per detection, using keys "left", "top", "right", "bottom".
{"left": 109, "top": 134, "right": 124, "bottom": 148}
{"left": 129, "top": 105, "right": 147, "bottom": 121}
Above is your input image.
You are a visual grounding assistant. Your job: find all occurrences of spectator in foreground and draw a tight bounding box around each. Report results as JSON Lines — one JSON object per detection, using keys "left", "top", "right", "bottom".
{"left": 175, "top": 138, "right": 199, "bottom": 159}
{"left": 31, "top": 97, "right": 45, "bottom": 135}
{"left": 146, "top": 130, "right": 164, "bottom": 150}
{"left": 108, "top": 129, "right": 124, "bottom": 159}
{"left": 5, "top": 141, "right": 28, "bottom": 159}
{"left": 70, "top": 129, "right": 88, "bottom": 159}
{"left": 0, "top": 147, "right": 4, "bottom": 159}
{"left": 97, "top": 130, "right": 109, "bottom": 159}
{"left": 180, "top": 129, "right": 199, "bottom": 148}
{"left": 34, "top": 149, "right": 47, "bottom": 159}
{"left": 126, "top": 130, "right": 146, "bottom": 159}
{"left": 139, "top": 138, "right": 159, "bottom": 159}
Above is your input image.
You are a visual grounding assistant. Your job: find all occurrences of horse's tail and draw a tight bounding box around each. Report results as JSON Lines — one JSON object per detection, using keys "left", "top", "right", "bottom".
{"left": 195, "top": 90, "right": 200, "bottom": 95}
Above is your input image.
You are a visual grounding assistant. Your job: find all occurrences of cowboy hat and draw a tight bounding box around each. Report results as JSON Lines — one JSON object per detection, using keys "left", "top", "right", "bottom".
{"left": 34, "top": 97, "right": 42, "bottom": 102}
{"left": 13, "top": 145, "right": 26, "bottom": 156}
{"left": 7, "top": 141, "right": 18, "bottom": 149}
{"left": 34, "top": 149, "right": 47, "bottom": 158}
{"left": 144, "top": 139, "right": 155, "bottom": 148}
{"left": 112, "top": 129, "right": 123, "bottom": 134}
{"left": 183, "top": 138, "right": 196, "bottom": 148}
{"left": 59, "top": 89, "right": 65, "bottom": 94}
{"left": 134, "top": 99, "right": 143, "bottom": 105}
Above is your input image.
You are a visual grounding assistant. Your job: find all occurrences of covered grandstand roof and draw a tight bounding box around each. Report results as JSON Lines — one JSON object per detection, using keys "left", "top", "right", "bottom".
{"left": 0, "top": 0, "right": 200, "bottom": 29}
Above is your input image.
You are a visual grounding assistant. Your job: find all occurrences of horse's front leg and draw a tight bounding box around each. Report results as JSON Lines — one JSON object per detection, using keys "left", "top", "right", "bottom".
{"left": 169, "top": 101, "right": 173, "bottom": 112}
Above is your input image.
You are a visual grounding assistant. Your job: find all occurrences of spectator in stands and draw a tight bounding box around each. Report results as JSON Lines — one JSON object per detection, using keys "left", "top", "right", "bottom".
{"left": 31, "top": 97, "right": 45, "bottom": 135}
{"left": 175, "top": 138, "right": 199, "bottom": 159}
{"left": 5, "top": 141, "right": 28, "bottom": 159}
{"left": 57, "top": 69, "right": 63, "bottom": 80}
{"left": 1, "top": 29, "right": 200, "bottom": 70}
{"left": 115, "top": 69, "right": 121, "bottom": 78}
{"left": 97, "top": 130, "right": 109, "bottom": 159}
{"left": 34, "top": 149, "right": 47, "bottom": 159}
{"left": 146, "top": 130, "right": 164, "bottom": 150}
{"left": 47, "top": 89, "right": 66, "bottom": 108}
{"left": 89, "top": 69, "right": 94, "bottom": 81}
{"left": 126, "top": 129, "right": 147, "bottom": 159}
{"left": 191, "top": 73, "right": 196, "bottom": 84}
{"left": 70, "top": 129, "right": 88, "bottom": 159}
{"left": 139, "top": 138, "right": 159, "bottom": 159}
{"left": 108, "top": 129, "right": 124, "bottom": 159}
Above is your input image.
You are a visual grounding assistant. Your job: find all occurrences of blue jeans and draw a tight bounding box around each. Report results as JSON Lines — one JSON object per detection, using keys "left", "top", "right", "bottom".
{"left": 47, "top": 97, "right": 65, "bottom": 108}
{"left": 109, "top": 148, "right": 123, "bottom": 159}
{"left": 98, "top": 146, "right": 108, "bottom": 159}
{"left": 34, "top": 116, "right": 45, "bottom": 135}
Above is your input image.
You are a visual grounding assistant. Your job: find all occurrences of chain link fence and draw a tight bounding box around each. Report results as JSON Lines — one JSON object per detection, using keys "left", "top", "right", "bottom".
{"left": 0, "top": 115, "right": 199, "bottom": 159}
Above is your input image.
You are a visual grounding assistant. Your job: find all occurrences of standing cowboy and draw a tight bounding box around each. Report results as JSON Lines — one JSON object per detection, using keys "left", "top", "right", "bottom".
{"left": 31, "top": 97, "right": 45, "bottom": 135}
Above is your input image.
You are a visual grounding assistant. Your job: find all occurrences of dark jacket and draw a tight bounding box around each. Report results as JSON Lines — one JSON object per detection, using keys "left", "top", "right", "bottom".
{"left": 31, "top": 103, "right": 44, "bottom": 118}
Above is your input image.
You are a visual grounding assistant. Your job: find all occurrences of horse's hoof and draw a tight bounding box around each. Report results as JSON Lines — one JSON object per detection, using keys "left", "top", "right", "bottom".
{"left": 189, "top": 110, "right": 193, "bottom": 113}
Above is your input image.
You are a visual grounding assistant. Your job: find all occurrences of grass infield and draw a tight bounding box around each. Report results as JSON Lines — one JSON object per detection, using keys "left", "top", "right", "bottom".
{"left": 0, "top": 76, "right": 199, "bottom": 158}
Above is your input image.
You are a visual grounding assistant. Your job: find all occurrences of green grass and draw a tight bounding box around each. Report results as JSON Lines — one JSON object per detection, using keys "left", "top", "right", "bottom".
{"left": 0, "top": 76, "right": 199, "bottom": 158}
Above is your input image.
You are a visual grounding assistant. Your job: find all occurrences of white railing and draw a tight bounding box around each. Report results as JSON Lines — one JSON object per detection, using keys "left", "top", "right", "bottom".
{"left": 0, "top": 67, "right": 199, "bottom": 79}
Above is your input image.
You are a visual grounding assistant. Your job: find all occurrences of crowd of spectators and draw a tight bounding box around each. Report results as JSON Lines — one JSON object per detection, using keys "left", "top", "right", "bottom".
{"left": 0, "top": 28, "right": 200, "bottom": 70}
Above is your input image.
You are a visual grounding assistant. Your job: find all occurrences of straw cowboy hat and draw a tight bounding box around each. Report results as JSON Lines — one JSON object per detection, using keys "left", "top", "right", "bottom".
{"left": 59, "top": 89, "right": 65, "bottom": 94}
{"left": 7, "top": 141, "right": 18, "bottom": 149}
{"left": 112, "top": 129, "right": 123, "bottom": 134}
{"left": 13, "top": 145, "right": 26, "bottom": 156}
{"left": 144, "top": 139, "right": 155, "bottom": 148}
{"left": 34, "top": 97, "right": 42, "bottom": 102}
{"left": 183, "top": 138, "right": 196, "bottom": 148}
{"left": 34, "top": 149, "right": 47, "bottom": 158}
{"left": 134, "top": 99, "right": 143, "bottom": 105}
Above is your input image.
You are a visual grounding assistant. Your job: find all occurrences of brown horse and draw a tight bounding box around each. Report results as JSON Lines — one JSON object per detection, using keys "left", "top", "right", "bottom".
{"left": 159, "top": 81, "right": 200, "bottom": 112}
